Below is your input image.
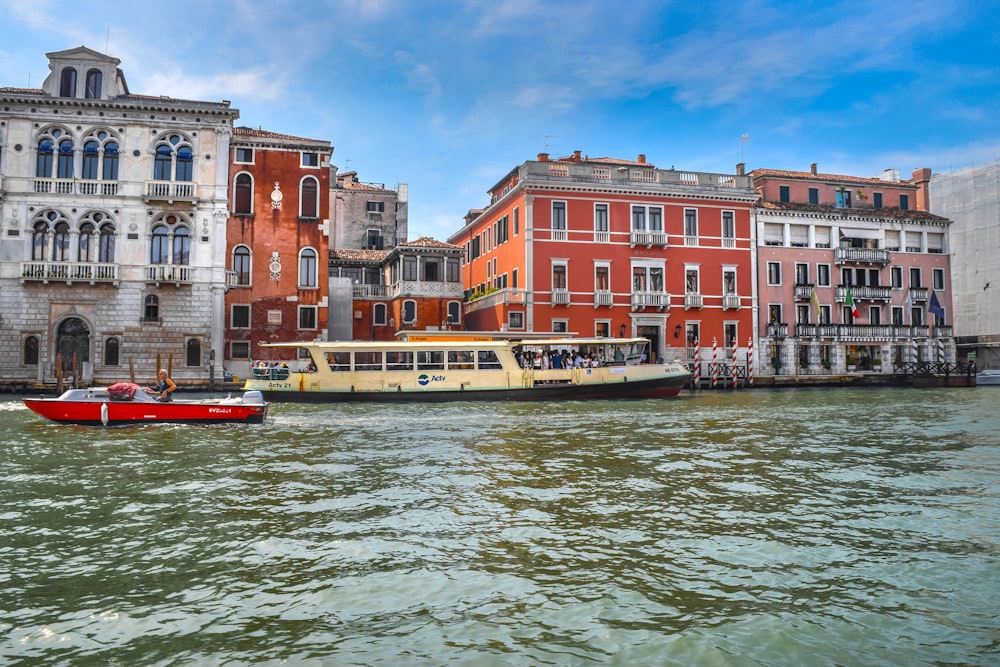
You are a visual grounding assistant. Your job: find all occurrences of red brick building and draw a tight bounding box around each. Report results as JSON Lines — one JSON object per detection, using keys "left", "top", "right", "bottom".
{"left": 223, "top": 127, "right": 333, "bottom": 375}
{"left": 449, "top": 151, "right": 758, "bottom": 365}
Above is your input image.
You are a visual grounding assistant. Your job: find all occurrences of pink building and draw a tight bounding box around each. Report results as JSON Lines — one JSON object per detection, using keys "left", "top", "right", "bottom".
{"left": 752, "top": 165, "right": 953, "bottom": 375}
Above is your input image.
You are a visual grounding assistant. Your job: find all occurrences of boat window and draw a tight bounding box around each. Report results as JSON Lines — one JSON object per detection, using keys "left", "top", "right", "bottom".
{"left": 448, "top": 350, "right": 475, "bottom": 369}
{"left": 417, "top": 350, "right": 445, "bottom": 371}
{"left": 355, "top": 351, "right": 383, "bottom": 371}
{"left": 325, "top": 351, "right": 351, "bottom": 371}
{"left": 477, "top": 350, "right": 503, "bottom": 369}
{"left": 386, "top": 350, "right": 413, "bottom": 371}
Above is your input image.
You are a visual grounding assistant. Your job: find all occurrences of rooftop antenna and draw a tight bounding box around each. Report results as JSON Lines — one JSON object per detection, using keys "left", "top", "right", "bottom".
{"left": 544, "top": 135, "right": 557, "bottom": 153}
{"left": 740, "top": 134, "right": 749, "bottom": 163}
{"left": 105, "top": 25, "right": 110, "bottom": 54}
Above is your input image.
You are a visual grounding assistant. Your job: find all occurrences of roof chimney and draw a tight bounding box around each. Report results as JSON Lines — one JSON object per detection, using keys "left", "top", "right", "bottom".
{"left": 572, "top": 150, "right": 582, "bottom": 161}
{"left": 912, "top": 167, "right": 933, "bottom": 211}
{"left": 637, "top": 154, "right": 647, "bottom": 164}
{"left": 735, "top": 163, "right": 745, "bottom": 176}
{"left": 810, "top": 163, "right": 818, "bottom": 175}
{"left": 537, "top": 152, "right": 549, "bottom": 162}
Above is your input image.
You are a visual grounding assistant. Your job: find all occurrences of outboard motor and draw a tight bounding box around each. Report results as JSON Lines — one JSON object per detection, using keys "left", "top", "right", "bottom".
{"left": 242, "top": 390, "right": 264, "bottom": 405}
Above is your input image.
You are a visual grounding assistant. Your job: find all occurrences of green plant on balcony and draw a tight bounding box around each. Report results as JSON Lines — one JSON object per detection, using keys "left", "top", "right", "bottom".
{"left": 822, "top": 360, "right": 832, "bottom": 370}
{"left": 846, "top": 355, "right": 858, "bottom": 370}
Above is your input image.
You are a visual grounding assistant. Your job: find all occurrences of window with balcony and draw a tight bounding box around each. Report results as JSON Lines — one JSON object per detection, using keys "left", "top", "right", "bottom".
{"left": 299, "top": 247, "right": 318, "bottom": 288}
{"left": 36, "top": 138, "right": 54, "bottom": 178}
{"left": 595, "top": 264, "right": 610, "bottom": 291}
{"left": 685, "top": 269, "right": 699, "bottom": 294}
{"left": 768, "top": 304, "right": 782, "bottom": 324}
{"left": 723, "top": 269, "right": 736, "bottom": 294}
{"left": 909, "top": 267, "right": 922, "bottom": 288}
{"left": 795, "top": 263, "right": 809, "bottom": 285}
{"left": 57, "top": 139, "right": 74, "bottom": 179}
{"left": 552, "top": 201, "right": 567, "bottom": 237}
{"left": 722, "top": 211, "right": 735, "bottom": 247}
{"left": 233, "top": 245, "right": 251, "bottom": 285}
{"left": 594, "top": 203, "right": 609, "bottom": 241}
{"left": 892, "top": 307, "right": 904, "bottom": 325}
{"left": 684, "top": 208, "right": 697, "bottom": 243}
{"left": 552, "top": 263, "right": 567, "bottom": 289}
{"left": 153, "top": 134, "right": 194, "bottom": 182}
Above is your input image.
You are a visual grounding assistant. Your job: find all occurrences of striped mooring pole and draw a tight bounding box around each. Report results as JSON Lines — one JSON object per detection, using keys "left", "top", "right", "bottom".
{"left": 731, "top": 338, "right": 737, "bottom": 388}
{"left": 748, "top": 337, "right": 754, "bottom": 387}
{"left": 712, "top": 337, "right": 718, "bottom": 388}
{"left": 693, "top": 339, "right": 700, "bottom": 388}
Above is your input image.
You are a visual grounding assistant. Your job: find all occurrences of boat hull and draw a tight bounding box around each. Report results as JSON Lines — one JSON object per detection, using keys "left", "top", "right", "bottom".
{"left": 24, "top": 394, "right": 268, "bottom": 426}
{"left": 256, "top": 371, "right": 689, "bottom": 403}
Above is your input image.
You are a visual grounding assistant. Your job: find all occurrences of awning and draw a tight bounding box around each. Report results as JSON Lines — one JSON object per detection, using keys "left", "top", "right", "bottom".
{"left": 839, "top": 227, "right": 881, "bottom": 240}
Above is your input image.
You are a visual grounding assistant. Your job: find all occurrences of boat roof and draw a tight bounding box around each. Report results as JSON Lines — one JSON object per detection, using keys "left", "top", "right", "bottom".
{"left": 262, "top": 336, "right": 650, "bottom": 350}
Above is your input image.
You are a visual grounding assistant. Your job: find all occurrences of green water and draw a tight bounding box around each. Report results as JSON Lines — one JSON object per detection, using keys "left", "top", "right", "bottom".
{"left": 1, "top": 388, "right": 998, "bottom": 666}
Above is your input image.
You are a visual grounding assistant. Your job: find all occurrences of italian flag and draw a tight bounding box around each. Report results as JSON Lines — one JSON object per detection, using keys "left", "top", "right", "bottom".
{"left": 846, "top": 287, "right": 860, "bottom": 319}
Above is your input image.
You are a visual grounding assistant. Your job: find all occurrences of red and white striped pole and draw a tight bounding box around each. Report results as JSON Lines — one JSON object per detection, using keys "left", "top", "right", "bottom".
{"left": 748, "top": 337, "right": 754, "bottom": 387}
{"left": 732, "top": 338, "right": 737, "bottom": 388}
{"left": 693, "top": 339, "right": 700, "bottom": 389}
{"left": 712, "top": 337, "right": 718, "bottom": 388}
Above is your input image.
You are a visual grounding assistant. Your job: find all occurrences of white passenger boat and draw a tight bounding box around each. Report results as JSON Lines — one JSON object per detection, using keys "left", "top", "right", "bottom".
{"left": 244, "top": 336, "right": 690, "bottom": 402}
{"left": 976, "top": 369, "right": 1000, "bottom": 386}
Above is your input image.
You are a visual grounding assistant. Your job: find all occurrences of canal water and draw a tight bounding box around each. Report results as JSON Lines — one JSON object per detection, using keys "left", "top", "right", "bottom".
{"left": 1, "top": 388, "right": 998, "bottom": 666}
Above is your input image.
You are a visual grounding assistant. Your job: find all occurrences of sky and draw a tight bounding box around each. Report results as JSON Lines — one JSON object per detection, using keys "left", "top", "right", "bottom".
{"left": 1, "top": 0, "right": 998, "bottom": 240}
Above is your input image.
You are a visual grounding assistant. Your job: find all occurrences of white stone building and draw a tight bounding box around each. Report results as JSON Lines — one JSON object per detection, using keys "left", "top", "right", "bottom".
{"left": 0, "top": 46, "right": 238, "bottom": 387}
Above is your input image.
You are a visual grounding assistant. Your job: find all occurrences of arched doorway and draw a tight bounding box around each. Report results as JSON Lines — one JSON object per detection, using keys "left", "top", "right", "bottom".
{"left": 56, "top": 317, "right": 90, "bottom": 374}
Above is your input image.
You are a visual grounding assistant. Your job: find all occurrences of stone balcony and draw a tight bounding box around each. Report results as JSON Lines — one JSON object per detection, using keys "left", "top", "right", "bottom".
{"left": 21, "top": 261, "right": 119, "bottom": 285}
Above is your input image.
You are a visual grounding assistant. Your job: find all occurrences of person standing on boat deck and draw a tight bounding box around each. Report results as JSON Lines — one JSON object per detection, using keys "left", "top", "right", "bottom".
{"left": 147, "top": 369, "right": 176, "bottom": 402}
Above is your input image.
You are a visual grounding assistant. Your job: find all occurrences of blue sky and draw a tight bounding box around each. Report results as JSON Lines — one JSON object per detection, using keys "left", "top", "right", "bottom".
{"left": 1, "top": 0, "right": 997, "bottom": 239}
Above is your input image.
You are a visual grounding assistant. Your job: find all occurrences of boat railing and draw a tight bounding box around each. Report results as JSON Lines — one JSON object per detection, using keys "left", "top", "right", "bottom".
{"left": 252, "top": 367, "right": 290, "bottom": 380}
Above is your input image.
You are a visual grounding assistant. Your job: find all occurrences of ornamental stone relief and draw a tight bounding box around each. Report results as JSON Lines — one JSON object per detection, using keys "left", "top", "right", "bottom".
{"left": 269, "top": 252, "right": 282, "bottom": 281}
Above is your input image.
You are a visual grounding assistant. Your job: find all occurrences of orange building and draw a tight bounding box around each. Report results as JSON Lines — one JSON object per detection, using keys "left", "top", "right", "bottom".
{"left": 223, "top": 127, "right": 333, "bottom": 376}
{"left": 449, "top": 151, "right": 758, "bottom": 365}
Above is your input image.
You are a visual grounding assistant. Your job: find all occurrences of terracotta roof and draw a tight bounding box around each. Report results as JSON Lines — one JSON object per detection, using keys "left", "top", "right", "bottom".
{"left": 554, "top": 155, "right": 649, "bottom": 167}
{"left": 234, "top": 126, "right": 326, "bottom": 143}
{"left": 329, "top": 249, "right": 389, "bottom": 262}
{"left": 758, "top": 200, "right": 948, "bottom": 221}
{"left": 400, "top": 237, "right": 460, "bottom": 249}
{"left": 750, "top": 168, "right": 916, "bottom": 187}
{"left": 119, "top": 92, "right": 232, "bottom": 107}
{"left": 0, "top": 86, "right": 44, "bottom": 96}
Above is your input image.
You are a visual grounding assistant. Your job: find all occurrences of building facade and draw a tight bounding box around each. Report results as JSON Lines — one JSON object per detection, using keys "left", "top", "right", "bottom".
{"left": 330, "top": 237, "right": 464, "bottom": 342}
{"left": 449, "top": 151, "right": 758, "bottom": 366}
{"left": 330, "top": 170, "right": 408, "bottom": 251}
{"left": 0, "top": 46, "right": 238, "bottom": 387}
{"left": 223, "top": 127, "right": 333, "bottom": 376}
{"left": 929, "top": 159, "right": 1000, "bottom": 370}
{"left": 752, "top": 165, "right": 953, "bottom": 374}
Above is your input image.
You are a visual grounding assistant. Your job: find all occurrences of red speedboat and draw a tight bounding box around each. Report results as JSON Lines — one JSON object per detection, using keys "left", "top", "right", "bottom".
{"left": 24, "top": 384, "right": 269, "bottom": 426}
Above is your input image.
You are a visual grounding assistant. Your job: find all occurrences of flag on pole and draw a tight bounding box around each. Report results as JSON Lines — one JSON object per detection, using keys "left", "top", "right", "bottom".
{"left": 929, "top": 291, "right": 945, "bottom": 319}
{"left": 810, "top": 287, "right": 821, "bottom": 322}
{"left": 845, "top": 287, "right": 860, "bottom": 320}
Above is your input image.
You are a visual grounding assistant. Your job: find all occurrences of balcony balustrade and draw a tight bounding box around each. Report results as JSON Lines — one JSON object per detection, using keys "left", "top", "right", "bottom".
{"left": 145, "top": 264, "right": 192, "bottom": 284}
{"left": 789, "top": 324, "right": 948, "bottom": 341}
{"left": 144, "top": 180, "right": 196, "bottom": 202}
{"left": 629, "top": 231, "right": 667, "bottom": 247}
{"left": 767, "top": 323, "right": 789, "bottom": 339}
{"left": 794, "top": 283, "right": 814, "bottom": 300}
{"left": 722, "top": 293, "right": 741, "bottom": 310}
{"left": 551, "top": 289, "right": 571, "bottom": 305}
{"left": 908, "top": 287, "right": 928, "bottom": 302}
{"left": 21, "top": 261, "right": 118, "bottom": 284}
{"left": 594, "top": 290, "right": 613, "bottom": 307}
{"left": 835, "top": 285, "right": 892, "bottom": 302}
{"left": 352, "top": 284, "right": 389, "bottom": 298}
{"left": 684, "top": 293, "right": 703, "bottom": 310}
{"left": 834, "top": 247, "right": 890, "bottom": 264}
{"left": 631, "top": 291, "right": 670, "bottom": 311}
{"left": 463, "top": 288, "right": 526, "bottom": 314}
